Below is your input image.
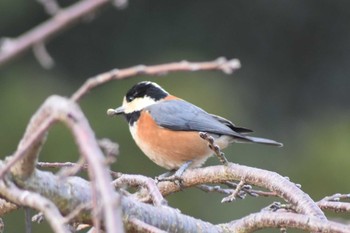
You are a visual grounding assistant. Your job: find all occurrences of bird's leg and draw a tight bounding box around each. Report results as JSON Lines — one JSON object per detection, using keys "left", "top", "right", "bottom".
{"left": 156, "top": 170, "right": 175, "bottom": 180}
{"left": 173, "top": 160, "right": 193, "bottom": 179}
{"left": 156, "top": 160, "right": 193, "bottom": 185}
{"left": 199, "top": 132, "right": 229, "bottom": 165}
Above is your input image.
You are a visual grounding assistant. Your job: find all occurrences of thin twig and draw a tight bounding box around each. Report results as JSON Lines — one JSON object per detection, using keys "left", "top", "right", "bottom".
{"left": 112, "top": 0, "right": 128, "bottom": 9}
{"left": 224, "top": 181, "right": 278, "bottom": 198}
{"left": 318, "top": 201, "right": 350, "bottom": 213}
{"left": 32, "top": 212, "right": 44, "bottom": 223}
{"left": 318, "top": 193, "right": 350, "bottom": 213}
{"left": 320, "top": 193, "right": 350, "bottom": 202}
{"left": 37, "top": 161, "right": 123, "bottom": 181}
{"left": 262, "top": 202, "right": 296, "bottom": 213}
{"left": 71, "top": 57, "right": 241, "bottom": 102}
{"left": 196, "top": 184, "right": 232, "bottom": 195}
{"left": 37, "top": 161, "right": 85, "bottom": 169}
{"left": 36, "top": 0, "right": 61, "bottom": 15}
{"left": 98, "top": 138, "right": 119, "bottom": 164}
{"left": 197, "top": 182, "right": 278, "bottom": 201}
{"left": 0, "top": 0, "right": 110, "bottom": 66}
{"left": 56, "top": 158, "right": 88, "bottom": 177}
{"left": 33, "top": 42, "right": 55, "bottom": 69}
{"left": 221, "top": 179, "right": 246, "bottom": 203}
{"left": 199, "top": 132, "right": 229, "bottom": 165}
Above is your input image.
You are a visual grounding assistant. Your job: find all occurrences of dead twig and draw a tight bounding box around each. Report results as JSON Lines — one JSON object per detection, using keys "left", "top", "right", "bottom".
{"left": 199, "top": 132, "right": 228, "bottom": 165}
{"left": 224, "top": 181, "right": 278, "bottom": 198}
{"left": 221, "top": 179, "right": 246, "bottom": 203}
{"left": 98, "top": 138, "right": 119, "bottom": 164}
{"left": 0, "top": 0, "right": 111, "bottom": 66}
{"left": 197, "top": 182, "right": 278, "bottom": 201}
{"left": 36, "top": 0, "right": 61, "bottom": 15}
{"left": 318, "top": 193, "right": 350, "bottom": 213}
{"left": 71, "top": 57, "right": 241, "bottom": 102}
{"left": 33, "top": 42, "right": 55, "bottom": 69}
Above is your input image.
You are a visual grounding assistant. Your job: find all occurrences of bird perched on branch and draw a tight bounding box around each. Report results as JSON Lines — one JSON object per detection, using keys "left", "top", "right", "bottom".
{"left": 107, "top": 81, "right": 282, "bottom": 179}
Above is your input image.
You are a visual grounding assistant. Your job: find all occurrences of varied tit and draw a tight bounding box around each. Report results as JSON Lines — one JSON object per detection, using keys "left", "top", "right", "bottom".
{"left": 107, "top": 81, "right": 282, "bottom": 176}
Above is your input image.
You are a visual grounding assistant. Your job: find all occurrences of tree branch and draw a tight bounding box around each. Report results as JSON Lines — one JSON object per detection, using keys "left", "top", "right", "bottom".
{"left": 156, "top": 164, "right": 326, "bottom": 220}
{"left": 3, "top": 158, "right": 349, "bottom": 233}
{"left": 71, "top": 57, "right": 241, "bottom": 102}
{"left": 113, "top": 174, "right": 167, "bottom": 206}
{"left": 0, "top": 179, "right": 70, "bottom": 233}
{"left": 1, "top": 58, "right": 348, "bottom": 232}
{"left": 127, "top": 217, "right": 168, "bottom": 233}
{"left": 226, "top": 212, "right": 350, "bottom": 233}
{"left": 318, "top": 193, "right": 350, "bottom": 213}
{"left": 2, "top": 96, "right": 123, "bottom": 233}
{"left": 0, "top": 0, "right": 111, "bottom": 66}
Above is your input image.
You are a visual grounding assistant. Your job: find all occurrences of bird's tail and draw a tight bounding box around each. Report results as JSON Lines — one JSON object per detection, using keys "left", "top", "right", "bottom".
{"left": 234, "top": 135, "right": 283, "bottom": 147}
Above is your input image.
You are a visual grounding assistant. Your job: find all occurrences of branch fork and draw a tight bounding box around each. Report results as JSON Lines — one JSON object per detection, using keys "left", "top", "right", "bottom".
{"left": 0, "top": 58, "right": 349, "bottom": 232}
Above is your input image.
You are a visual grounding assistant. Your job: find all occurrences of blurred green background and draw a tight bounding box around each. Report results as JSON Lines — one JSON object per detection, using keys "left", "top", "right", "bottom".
{"left": 1, "top": 0, "right": 350, "bottom": 232}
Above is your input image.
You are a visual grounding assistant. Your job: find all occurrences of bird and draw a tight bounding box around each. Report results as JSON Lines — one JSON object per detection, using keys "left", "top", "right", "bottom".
{"left": 107, "top": 81, "right": 282, "bottom": 179}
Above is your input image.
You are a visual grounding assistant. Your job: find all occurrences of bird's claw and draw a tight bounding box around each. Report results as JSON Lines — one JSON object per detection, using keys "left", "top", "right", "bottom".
{"left": 156, "top": 174, "right": 184, "bottom": 188}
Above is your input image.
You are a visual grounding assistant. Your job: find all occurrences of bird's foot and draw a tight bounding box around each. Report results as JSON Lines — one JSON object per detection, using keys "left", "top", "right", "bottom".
{"left": 155, "top": 161, "right": 193, "bottom": 187}
{"left": 156, "top": 173, "right": 184, "bottom": 187}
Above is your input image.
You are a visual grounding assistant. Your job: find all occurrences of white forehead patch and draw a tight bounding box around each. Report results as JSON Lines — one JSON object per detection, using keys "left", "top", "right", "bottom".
{"left": 122, "top": 96, "right": 157, "bottom": 114}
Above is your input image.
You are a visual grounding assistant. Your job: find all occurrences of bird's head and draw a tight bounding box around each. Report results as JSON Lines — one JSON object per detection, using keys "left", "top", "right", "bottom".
{"left": 107, "top": 81, "right": 169, "bottom": 118}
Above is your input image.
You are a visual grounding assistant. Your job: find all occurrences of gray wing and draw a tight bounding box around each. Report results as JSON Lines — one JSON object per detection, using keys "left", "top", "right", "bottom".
{"left": 146, "top": 99, "right": 245, "bottom": 138}
{"left": 146, "top": 100, "right": 283, "bottom": 147}
{"left": 209, "top": 114, "right": 253, "bottom": 134}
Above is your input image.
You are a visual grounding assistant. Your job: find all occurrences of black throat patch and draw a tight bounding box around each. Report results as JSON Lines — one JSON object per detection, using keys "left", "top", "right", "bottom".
{"left": 125, "top": 111, "right": 141, "bottom": 126}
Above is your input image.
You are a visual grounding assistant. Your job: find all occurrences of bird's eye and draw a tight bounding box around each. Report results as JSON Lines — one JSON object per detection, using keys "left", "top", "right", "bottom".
{"left": 127, "top": 92, "right": 139, "bottom": 102}
{"left": 126, "top": 96, "right": 134, "bottom": 102}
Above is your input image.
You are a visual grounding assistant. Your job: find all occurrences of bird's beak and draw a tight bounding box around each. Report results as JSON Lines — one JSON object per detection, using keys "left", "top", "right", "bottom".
{"left": 107, "top": 106, "right": 125, "bottom": 116}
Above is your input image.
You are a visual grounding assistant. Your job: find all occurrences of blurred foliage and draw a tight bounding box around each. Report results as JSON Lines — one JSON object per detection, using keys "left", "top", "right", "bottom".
{"left": 1, "top": 0, "right": 350, "bottom": 232}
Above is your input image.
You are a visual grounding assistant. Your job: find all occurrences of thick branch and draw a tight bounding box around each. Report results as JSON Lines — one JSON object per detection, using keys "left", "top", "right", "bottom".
{"left": 156, "top": 164, "right": 326, "bottom": 220}
{"left": 0, "top": 0, "right": 110, "bottom": 66}
{"left": 226, "top": 212, "right": 350, "bottom": 233}
{"left": 3, "top": 160, "right": 349, "bottom": 233}
{"left": 3, "top": 95, "right": 123, "bottom": 233}
{"left": 0, "top": 179, "right": 70, "bottom": 233}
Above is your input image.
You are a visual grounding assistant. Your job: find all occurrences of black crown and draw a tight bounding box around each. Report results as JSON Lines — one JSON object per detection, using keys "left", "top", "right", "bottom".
{"left": 126, "top": 82, "right": 168, "bottom": 102}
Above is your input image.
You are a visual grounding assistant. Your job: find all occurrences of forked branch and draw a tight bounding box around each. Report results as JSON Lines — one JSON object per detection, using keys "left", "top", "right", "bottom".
{"left": 1, "top": 96, "right": 123, "bottom": 233}
{"left": 1, "top": 58, "right": 349, "bottom": 232}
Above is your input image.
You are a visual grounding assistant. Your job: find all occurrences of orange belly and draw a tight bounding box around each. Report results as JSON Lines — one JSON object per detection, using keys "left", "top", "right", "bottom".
{"left": 130, "top": 111, "right": 213, "bottom": 170}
